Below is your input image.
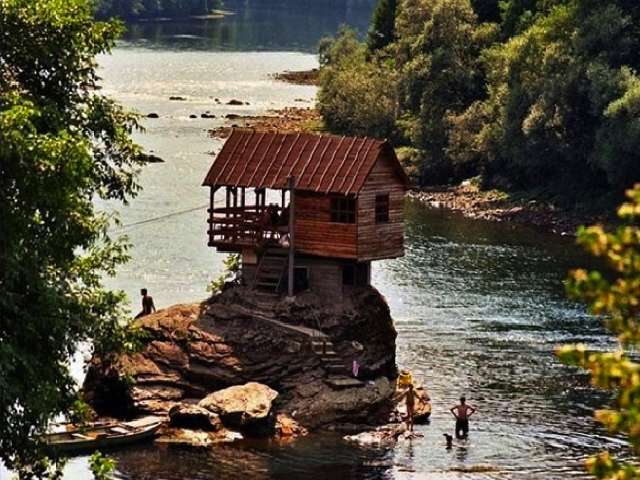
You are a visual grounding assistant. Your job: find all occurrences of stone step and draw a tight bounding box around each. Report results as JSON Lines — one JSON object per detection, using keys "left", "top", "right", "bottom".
{"left": 321, "top": 356, "right": 338, "bottom": 363}
{"left": 324, "top": 365, "right": 345, "bottom": 374}
{"left": 324, "top": 376, "right": 364, "bottom": 389}
{"left": 257, "top": 272, "right": 283, "bottom": 281}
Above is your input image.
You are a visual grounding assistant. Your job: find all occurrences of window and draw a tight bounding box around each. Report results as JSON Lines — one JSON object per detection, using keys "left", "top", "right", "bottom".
{"left": 375, "top": 194, "right": 389, "bottom": 223}
{"left": 331, "top": 196, "right": 356, "bottom": 223}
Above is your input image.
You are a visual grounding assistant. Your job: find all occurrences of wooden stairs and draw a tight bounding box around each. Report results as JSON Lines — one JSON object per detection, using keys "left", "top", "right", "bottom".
{"left": 253, "top": 248, "right": 288, "bottom": 293}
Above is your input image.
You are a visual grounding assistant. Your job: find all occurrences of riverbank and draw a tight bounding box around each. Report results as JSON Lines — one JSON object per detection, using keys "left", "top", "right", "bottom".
{"left": 208, "top": 106, "right": 323, "bottom": 138}
{"left": 410, "top": 184, "right": 614, "bottom": 236}
{"left": 273, "top": 69, "right": 319, "bottom": 86}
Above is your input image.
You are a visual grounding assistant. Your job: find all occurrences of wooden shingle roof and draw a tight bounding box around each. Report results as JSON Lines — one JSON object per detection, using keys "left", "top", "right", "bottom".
{"left": 202, "top": 129, "right": 408, "bottom": 195}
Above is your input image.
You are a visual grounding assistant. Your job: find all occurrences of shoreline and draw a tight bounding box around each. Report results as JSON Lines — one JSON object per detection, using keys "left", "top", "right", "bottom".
{"left": 409, "top": 185, "right": 612, "bottom": 236}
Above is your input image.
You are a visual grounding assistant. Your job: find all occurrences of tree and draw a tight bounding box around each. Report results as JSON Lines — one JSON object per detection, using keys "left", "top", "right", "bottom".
{"left": 452, "top": 1, "right": 640, "bottom": 194}
{"left": 558, "top": 184, "right": 640, "bottom": 479}
{"left": 395, "top": 0, "right": 496, "bottom": 184}
{"left": 0, "top": 0, "right": 145, "bottom": 472}
{"left": 318, "top": 27, "right": 398, "bottom": 139}
{"left": 367, "top": 0, "right": 397, "bottom": 53}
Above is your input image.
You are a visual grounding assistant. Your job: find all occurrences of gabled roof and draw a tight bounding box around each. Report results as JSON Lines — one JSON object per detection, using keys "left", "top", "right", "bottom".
{"left": 202, "top": 129, "right": 409, "bottom": 195}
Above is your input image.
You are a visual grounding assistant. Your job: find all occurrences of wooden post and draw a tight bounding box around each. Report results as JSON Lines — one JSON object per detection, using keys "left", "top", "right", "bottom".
{"left": 232, "top": 187, "right": 238, "bottom": 243}
{"left": 209, "top": 186, "right": 215, "bottom": 245}
{"left": 287, "top": 176, "right": 296, "bottom": 297}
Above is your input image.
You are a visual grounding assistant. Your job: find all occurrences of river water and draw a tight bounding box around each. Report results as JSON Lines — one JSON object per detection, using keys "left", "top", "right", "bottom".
{"left": 12, "top": 1, "right": 630, "bottom": 478}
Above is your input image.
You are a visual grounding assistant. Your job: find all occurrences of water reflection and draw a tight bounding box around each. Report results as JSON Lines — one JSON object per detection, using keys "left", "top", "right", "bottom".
{"left": 98, "top": 199, "right": 629, "bottom": 480}
{"left": 120, "top": 0, "right": 376, "bottom": 52}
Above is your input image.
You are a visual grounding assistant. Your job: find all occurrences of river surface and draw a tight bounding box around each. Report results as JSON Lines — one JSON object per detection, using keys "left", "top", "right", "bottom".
{"left": 6, "top": 2, "right": 629, "bottom": 478}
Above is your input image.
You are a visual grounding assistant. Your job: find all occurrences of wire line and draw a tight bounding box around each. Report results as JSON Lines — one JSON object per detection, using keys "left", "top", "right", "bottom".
{"left": 118, "top": 204, "right": 208, "bottom": 230}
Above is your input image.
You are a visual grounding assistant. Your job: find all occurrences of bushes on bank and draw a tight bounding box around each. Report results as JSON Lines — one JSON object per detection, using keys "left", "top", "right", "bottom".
{"left": 317, "top": 0, "right": 640, "bottom": 198}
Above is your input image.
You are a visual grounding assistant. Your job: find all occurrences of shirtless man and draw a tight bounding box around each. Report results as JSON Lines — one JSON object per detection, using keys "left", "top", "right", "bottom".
{"left": 135, "top": 288, "right": 156, "bottom": 318}
{"left": 399, "top": 383, "right": 417, "bottom": 432}
{"left": 450, "top": 396, "right": 476, "bottom": 439}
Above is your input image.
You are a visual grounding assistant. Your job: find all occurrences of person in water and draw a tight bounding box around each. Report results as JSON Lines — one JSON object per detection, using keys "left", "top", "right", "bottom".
{"left": 135, "top": 288, "right": 156, "bottom": 318}
{"left": 402, "top": 383, "right": 417, "bottom": 432}
{"left": 450, "top": 396, "right": 476, "bottom": 439}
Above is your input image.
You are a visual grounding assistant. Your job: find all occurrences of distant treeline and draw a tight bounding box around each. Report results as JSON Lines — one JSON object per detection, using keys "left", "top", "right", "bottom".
{"left": 95, "top": 0, "right": 223, "bottom": 19}
{"left": 318, "top": 0, "right": 640, "bottom": 201}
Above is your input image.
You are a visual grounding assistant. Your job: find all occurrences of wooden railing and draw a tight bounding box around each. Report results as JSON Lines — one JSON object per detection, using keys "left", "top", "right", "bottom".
{"left": 207, "top": 206, "right": 288, "bottom": 247}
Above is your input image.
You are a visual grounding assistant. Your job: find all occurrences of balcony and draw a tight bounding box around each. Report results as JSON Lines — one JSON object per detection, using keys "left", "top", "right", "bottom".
{"left": 207, "top": 205, "right": 289, "bottom": 251}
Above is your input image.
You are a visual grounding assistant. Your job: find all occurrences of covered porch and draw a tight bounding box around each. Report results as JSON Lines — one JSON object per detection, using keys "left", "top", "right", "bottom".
{"left": 207, "top": 185, "right": 292, "bottom": 251}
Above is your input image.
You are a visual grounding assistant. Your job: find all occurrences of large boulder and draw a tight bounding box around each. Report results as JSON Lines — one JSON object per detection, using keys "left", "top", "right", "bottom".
{"left": 199, "top": 382, "right": 278, "bottom": 436}
{"left": 169, "top": 403, "right": 222, "bottom": 431}
{"left": 390, "top": 385, "right": 432, "bottom": 424}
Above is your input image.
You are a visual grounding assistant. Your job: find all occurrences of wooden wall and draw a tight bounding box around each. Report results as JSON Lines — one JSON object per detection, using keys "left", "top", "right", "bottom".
{"left": 357, "top": 151, "right": 405, "bottom": 261}
{"left": 294, "top": 191, "right": 357, "bottom": 259}
{"left": 295, "top": 256, "right": 343, "bottom": 299}
{"left": 292, "top": 148, "right": 405, "bottom": 262}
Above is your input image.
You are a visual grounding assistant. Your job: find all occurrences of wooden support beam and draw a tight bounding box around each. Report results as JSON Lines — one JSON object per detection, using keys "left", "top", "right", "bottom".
{"left": 209, "top": 187, "right": 216, "bottom": 246}
{"left": 287, "top": 175, "right": 296, "bottom": 298}
{"left": 232, "top": 187, "right": 238, "bottom": 243}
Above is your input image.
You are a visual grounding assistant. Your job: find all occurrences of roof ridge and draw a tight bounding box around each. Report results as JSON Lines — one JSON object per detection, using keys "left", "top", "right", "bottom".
{"left": 202, "top": 129, "right": 404, "bottom": 194}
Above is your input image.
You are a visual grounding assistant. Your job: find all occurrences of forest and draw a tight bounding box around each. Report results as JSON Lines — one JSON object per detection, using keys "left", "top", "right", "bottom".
{"left": 318, "top": 0, "right": 640, "bottom": 204}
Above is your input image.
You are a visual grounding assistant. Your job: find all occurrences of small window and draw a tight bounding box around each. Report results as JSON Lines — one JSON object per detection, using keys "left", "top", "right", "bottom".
{"left": 331, "top": 196, "right": 356, "bottom": 223}
{"left": 375, "top": 194, "right": 389, "bottom": 223}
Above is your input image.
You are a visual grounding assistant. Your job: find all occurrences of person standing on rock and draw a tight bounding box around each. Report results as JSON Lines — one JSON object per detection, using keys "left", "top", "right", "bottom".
{"left": 450, "top": 396, "right": 476, "bottom": 439}
{"left": 135, "top": 288, "right": 156, "bottom": 318}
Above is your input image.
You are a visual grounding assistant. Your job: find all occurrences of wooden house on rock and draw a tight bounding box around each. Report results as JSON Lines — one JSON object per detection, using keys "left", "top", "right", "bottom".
{"left": 203, "top": 129, "right": 409, "bottom": 298}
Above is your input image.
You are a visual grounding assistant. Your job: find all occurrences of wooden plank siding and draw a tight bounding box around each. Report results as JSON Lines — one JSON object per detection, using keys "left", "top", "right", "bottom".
{"left": 293, "top": 150, "right": 405, "bottom": 261}
{"left": 294, "top": 191, "right": 357, "bottom": 259}
{"left": 357, "top": 152, "right": 405, "bottom": 261}
{"left": 295, "top": 256, "right": 344, "bottom": 299}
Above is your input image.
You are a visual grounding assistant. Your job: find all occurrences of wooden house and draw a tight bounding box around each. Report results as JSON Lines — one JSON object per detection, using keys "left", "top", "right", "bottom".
{"left": 203, "top": 129, "right": 409, "bottom": 298}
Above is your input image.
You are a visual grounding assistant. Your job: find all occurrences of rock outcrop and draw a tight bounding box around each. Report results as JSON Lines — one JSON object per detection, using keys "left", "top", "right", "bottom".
{"left": 198, "top": 382, "right": 278, "bottom": 436}
{"left": 168, "top": 404, "right": 222, "bottom": 431}
{"left": 83, "top": 285, "right": 398, "bottom": 433}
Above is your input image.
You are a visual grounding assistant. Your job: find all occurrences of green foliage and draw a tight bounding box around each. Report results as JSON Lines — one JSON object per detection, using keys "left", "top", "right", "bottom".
{"left": 318, "top": 0, "right": 640, "bottom": 199}
{"left": 89, "top": 452, "right": 116, "bottom": 480}
{"left": 207, "top": 254, "right": 240, "bottom": 294}
{"left": 395, "top": 0, "right": 497, "bottom": 184}
{"left": 558, "top": 184, "right": 640, "bottom": 479}
{"left": 367, "top": 0, "right": 397, "bottom": 52}
{"left": 11, "top": 457, "right": 67, "bottom": 480}
{"left": 95, "top": 0, "right": 224, "bottom": 20}
{"left": 455, "top": 1, "right": 640, "bottom": 192}
{"left": 0, "top": 0, "right": 146, "bottom": 472}
{"left": 68, "top": 397, "right": 96, "bottom": 426}
{"left": 317, "top": 27, "right": 398, "bottom": 139}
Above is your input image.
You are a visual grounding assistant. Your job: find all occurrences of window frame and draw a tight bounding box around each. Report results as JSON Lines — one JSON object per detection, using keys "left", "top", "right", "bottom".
{"left": 330, "top": 195, "right": 356, "bottom": 224}
{"left": 375, "top": 193, "right": 390, "bottom": 224}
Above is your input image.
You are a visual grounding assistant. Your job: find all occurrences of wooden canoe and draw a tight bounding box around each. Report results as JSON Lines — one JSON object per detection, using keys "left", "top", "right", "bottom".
{"left": 45, "top": 416, "right": 164, "bottom": 455}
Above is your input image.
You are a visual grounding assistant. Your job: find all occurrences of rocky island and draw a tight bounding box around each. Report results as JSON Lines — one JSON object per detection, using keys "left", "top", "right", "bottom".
{"left": 82, "top": 285, "right": 431, "bottom": 445}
